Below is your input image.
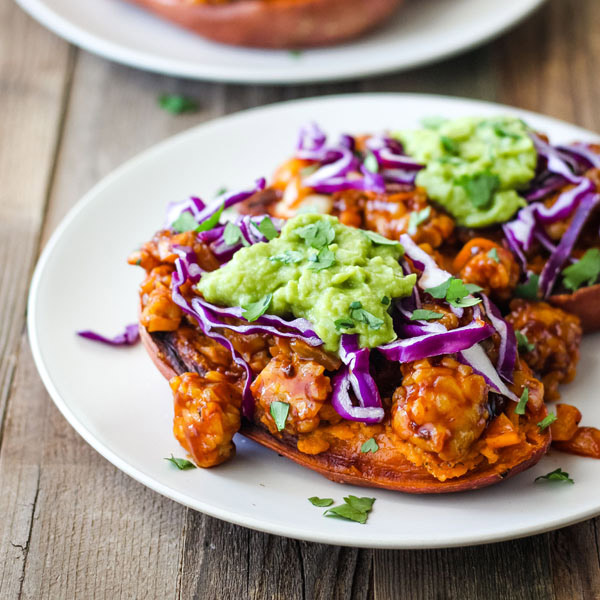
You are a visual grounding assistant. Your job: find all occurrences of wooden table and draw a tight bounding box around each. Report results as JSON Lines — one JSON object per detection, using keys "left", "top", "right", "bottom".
{"left": 1, "top": 0, "right": 600, "bottom": 597}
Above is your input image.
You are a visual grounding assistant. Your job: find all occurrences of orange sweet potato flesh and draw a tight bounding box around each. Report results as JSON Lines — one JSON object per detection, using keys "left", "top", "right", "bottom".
{"left": 125, "top": 0, "right": 404, "bottom": 48}
{"left": 550, "top": 284, "right": 600, "bottom": 333}
{"left": 554, "top": 427, "right": 600, "bottom": 458}
{"left": 140, "top": 323, "right": 551, "bottom": 493}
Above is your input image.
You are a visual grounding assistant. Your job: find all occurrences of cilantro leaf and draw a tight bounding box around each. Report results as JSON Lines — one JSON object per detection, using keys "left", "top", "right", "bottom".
{"left": 361, "top": 230, "right": 401, "bottom": 246}
{"left": 515, "top": 387, "right": 529, "bottom": 415}
{"left": 344, "top": 495, "right": 376, "bottom": 513}
{"left": 537, "top": 413, "right": 557, "bottom": 431}
{"left": 324, "top": 496, "right": 376, "bottom": 524}
{"left": 308, "top": 496, "right": 334, "bottom": 507}
{"left": 464, "top": 283, "right": 484, "bottom": 294}
{"left": 440, "top": 135, "right": 458, "bottom": 154}
{"left": 165, "top": 455, "right": 196, "bottom": 470}
{"left": 535, "top": 468, "right": 574, "bottom": 484}
{"left": 456, "top": 171, "right": 500, "bottom": 209}
{"left": 270, "top": 250, "right": 303, "bottom": 265}
{"left": 307, "top": 247, "right": 336, "bottom": 272}
{"left": 335, "top": 318, "right": 355, "bottom": 331}
{"left": 289, "top": 49, "right": 303, "bottom": 58}
{"left": 242, "top": 294, "right": 272, "bottom": 322}
{"left": 270, "top": 401, "right": 289, "bottom": 432}
{"left": 158, "top": 94, "right": 198, "bottom": 114}
{"left": 562, "top": 248, "right": 600, "bottom": 292}
{"left": 223, "top": 222, "right": 249, "bottom": 247}
{"left": 408, "top": 207, "right": 431, "bottom": 235}
{"left": 515, "top": 273, "right": 540, "bottom": 300}
{"left": 446, "top": 278, "right": 482, "bottom": 308}
{"left": 171, "top": 212, "right": 200, "bottom": 233}
{"left": 257, "top": 217, "right": 279, "bottom": 241}
{"left": 296, "top": 221, "right": 335, "bottom": 249}
{"left": 488, "top": 247, "right": 500, "bottom": 263}
{"left": 349, "top": 301, "right": 384, "bottom": 330}
{"left": 410, "top": 309, "right": 444, "bottom": 321}
{"left": 361, "top": 438, "right": 379, "bottom": 453}
{"left": 381, "top": 296, "right": 391, "bottom": 305}
{"left": 325, "top": 504, "right": 368, "bottom": 524}
{"left": 363, "top": 152, "right": 379, "bottom": 174}
{"left": 516, "top": 331, "right": 535, "bottom": 354}
{"left": 424, "top": 278, "right": 452, "bottom": 299}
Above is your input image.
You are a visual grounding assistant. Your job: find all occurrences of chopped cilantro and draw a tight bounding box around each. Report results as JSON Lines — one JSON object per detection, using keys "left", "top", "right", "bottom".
{"left": 334, "top": 318, "right": 355, "bottom": 331}
{"left": 456, "top": 171, "right": 500, "bottom": 209}
{"left": 361, "top": 438, "right": 379, "bottom": 453}
{"left": 446, "top": 278, "right": 482, "bottom": 308}
{"left": 361, "top": 230, "right": 401, "bottom": 246}
{"left": 349, "top": 301, "right": 384, "bottom": 330}
{"left": 381, "top": 296, "right": 391, "bottom": 306}
{"left": 408, "top": 206, "right": 431, "bottom": 235}
{"left": 440, "top": 135, "right": 458, "bottom": 154}
{"left": 297, "top": 221, "right": 335, "bottom": 249}
{"left": 224, "top": 222, "right": 250, "bottom": 247}
{"left": 171, "top": 212, "right": 200, "bottom": 233}
{"left": 488, "top": 247, "right": 500, "bottom": 263}
{"left": 165, "top": 455, "right": 196, "bottom": 470}
{"left": 562, "top": 248, "right": 600, "bottom": 292}
{"left": 515, "top": 273, "right": 540, "bottom": 300}
{"left": 215, "top": 186, "right": 228, "bottom": 197}
{"left": 535, "top": 468, "right": 574, "bottom": 484}
{"left": 289, "top": 49, "right": 303, "bottom": 58}
{"left": 307, "top": 247, "right": 336, "bottom": 272}
{"left": 424, "top": 277, "right": 481, "bottom": 308}
{"left": 424, "top": 278, "right": 452, "bottom": 299}
{"left": 410, "top": 309, "right": 444, "bottom": 321}
{"left": 363, "top": 152, "right": 379, "bottom": 174}
{"left": 158, "top": 94, "right": 198, "bottom": 114}
{"left": 537, "top": 413, "right": 557, "bottom": 431}
{"left": 242, "top": 293, "right": 272, "bottom": 322}
{"left": 270, "top": 250, "right": 303, "bottom": 264}
{"left": 515, "top": 387, "right": 529, "bottom": 415}
{"left": 516, "top": 331, "right": 535, "bottom": 354}
{"left": 270, "top": 401, "right": 289, "bottom": 432}
{"left": 257, "top": 216, "right": 279, "bottom": 241}
{"left": 324, "top": 496, "right": 376, "bottom": 525}
{"left": 308, "top": 496, "right": 334, "bottom": 507}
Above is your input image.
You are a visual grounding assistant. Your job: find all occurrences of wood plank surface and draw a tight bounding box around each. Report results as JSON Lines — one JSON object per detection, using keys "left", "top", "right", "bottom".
{"left": 2, "top": 0, "right": 600, "bottom": 598}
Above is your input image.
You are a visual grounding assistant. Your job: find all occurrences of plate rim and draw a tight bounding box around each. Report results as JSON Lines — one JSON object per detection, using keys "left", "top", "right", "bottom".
{"left": 15, "top": 0, "right": 547, "bottom": 85}
{"left": 27, "top": 92, "right": 600, "bottom": 548}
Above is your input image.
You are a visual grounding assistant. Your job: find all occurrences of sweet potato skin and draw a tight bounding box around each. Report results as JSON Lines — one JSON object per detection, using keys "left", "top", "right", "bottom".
{"left": 550, "top": 283, "right": 600, "bottom": 332}
{"left": 125, "top": 0, "right": 403, "bottom": 48}
{"left": 140, "top": 323, "right": 551, "bottom": 493}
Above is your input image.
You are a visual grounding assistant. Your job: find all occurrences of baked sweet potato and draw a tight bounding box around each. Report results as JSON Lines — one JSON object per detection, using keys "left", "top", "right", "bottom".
{"left": 550, "top": 284, "right": 600, "bottom": 332}
{"left": 125, "top": 0, "right": 404, "bottom": 48}
{"left": 140, "top": 323, "right": 551, "bottom": 494}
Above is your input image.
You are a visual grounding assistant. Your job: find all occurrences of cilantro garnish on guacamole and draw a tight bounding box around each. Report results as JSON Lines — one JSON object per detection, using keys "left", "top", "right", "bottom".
{"left": 197, "top": 214, "right": 416, "bottom": 352}
{"left": 396, "top": 116, "right": 537, "bottom": 227}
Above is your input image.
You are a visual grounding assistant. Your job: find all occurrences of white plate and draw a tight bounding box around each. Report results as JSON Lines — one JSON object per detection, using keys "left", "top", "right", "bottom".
{"left": 29, "top": 94, "right": 600, "bottom": 548}
{"left": 16, "top": 0, "right": 546, "bottom": 84}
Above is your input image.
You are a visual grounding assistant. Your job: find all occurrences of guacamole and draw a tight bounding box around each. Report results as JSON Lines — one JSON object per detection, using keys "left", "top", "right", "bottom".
{"left": 397, "top": 116, "right": 537, "bottom": 228}
{"left": 198, "top": 214, "right": 416, "bottom": 352}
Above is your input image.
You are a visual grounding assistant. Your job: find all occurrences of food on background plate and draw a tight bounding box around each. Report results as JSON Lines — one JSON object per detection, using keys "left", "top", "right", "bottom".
{"left": 125, "top": 0, "right": 403, "bottom": 49}
{"left": 122, "top": 115, "right": 600, "bottom": 493}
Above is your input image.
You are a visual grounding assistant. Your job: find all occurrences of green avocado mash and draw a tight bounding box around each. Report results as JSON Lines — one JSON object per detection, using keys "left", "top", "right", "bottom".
{"left": 197, "top": 214, "right": 416, "bottom": 352}
{"left": 397, "top": 116, "right": 537, "bottom": 227}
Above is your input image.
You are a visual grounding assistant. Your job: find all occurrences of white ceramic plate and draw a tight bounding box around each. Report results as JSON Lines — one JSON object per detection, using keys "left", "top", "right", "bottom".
{"left": 16, "top": 0, "right": 546, "bottom": 84}
{"left": 29, "top": 94, "right": 600, "bottom": 548}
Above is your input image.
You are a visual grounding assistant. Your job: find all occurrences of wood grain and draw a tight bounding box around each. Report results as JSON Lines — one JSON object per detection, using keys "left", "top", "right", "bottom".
{"left": 2, "top": 0, "right": 600, "bottom": 598}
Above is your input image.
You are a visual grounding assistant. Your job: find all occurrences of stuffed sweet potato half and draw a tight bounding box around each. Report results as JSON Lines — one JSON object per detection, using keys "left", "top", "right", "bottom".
{"left": 130, "top": 202, "right": 552, "bottom": 493}
{"left": 125, "top": 0, "right": 403, "bottom": 48}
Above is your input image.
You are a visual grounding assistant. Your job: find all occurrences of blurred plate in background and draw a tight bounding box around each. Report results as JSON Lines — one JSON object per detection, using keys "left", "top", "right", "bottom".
{"left": 16, "top": 0, "right": 546, "bottom": 84}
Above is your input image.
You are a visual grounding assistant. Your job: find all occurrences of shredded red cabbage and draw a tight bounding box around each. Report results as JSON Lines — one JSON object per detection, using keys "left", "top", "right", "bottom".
{"left": 77, "top": 324, "right": 139, "bottom": 346}
{"left": 330, "top": 334, "right": 384, "bottom": 424}
{"left": 366, "top": 135, "right": 424, "bottom": 185}
{"left": 480, "top": 294, "right": 517, "bottom": 383}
